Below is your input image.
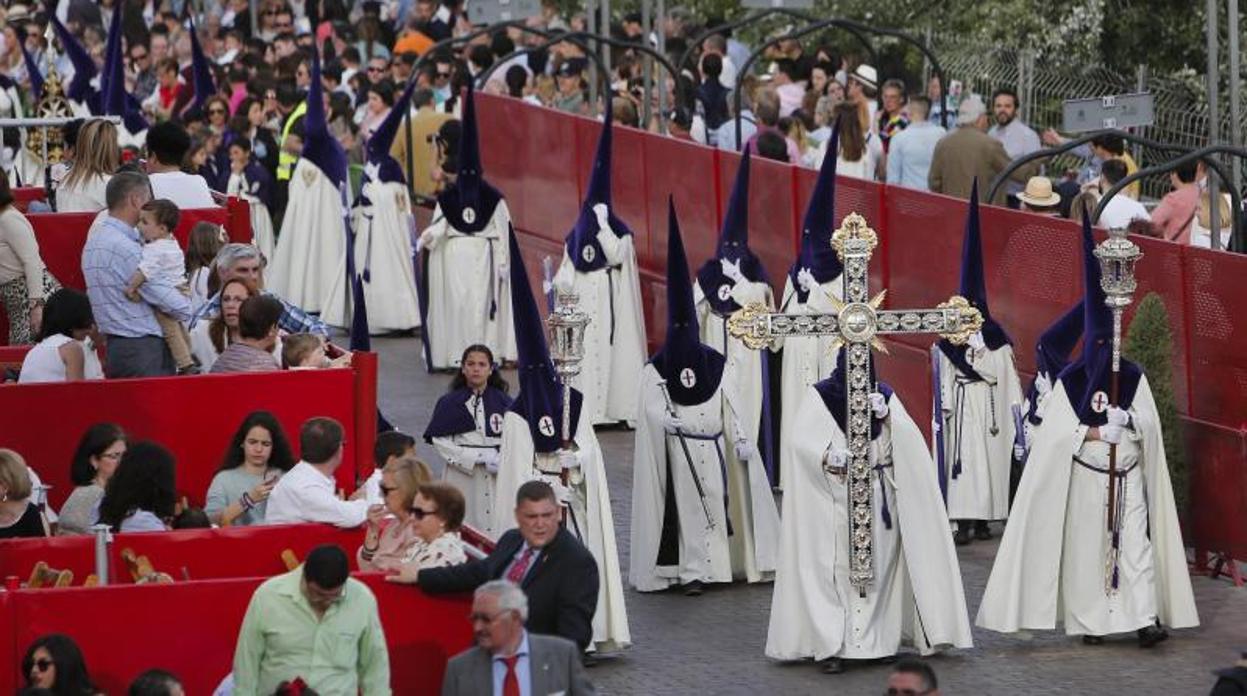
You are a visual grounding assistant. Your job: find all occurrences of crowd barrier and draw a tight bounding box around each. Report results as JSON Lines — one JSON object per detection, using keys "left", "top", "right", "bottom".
{"left": 0, "top": 352, "right": 380, "bottom": 511}
{"left": 477, "top": 93, "right": 1247, "bottom": 562}
{"left": 0, "top": 196, "right": 252, "bottom": 345}
{"left": 0, "top": 572, "right": 473, "bottom": 695}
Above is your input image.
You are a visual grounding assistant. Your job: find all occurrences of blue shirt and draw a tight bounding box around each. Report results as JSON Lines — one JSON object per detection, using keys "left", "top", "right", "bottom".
{"left": 190, "top": 288, "right": 329, "bottom": 337}
{"left": 491, "top": 631, "right": 531, "bottom": 696}
{"left": 81, "top": 215, "right": 191, "bottom": 338}
{"left": 885, "top": 121, "right": 946, "bottom": 191}
{"left": 714, "top": 111, "right": 757, "bottom": 153}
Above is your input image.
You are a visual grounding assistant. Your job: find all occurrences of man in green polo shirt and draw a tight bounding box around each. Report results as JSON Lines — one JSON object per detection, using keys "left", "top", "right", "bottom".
{"left": 232, "top": 545, "right": 391, "bottom": 695}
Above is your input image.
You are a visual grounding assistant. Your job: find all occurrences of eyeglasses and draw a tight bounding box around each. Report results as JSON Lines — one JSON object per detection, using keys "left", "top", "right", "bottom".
{"left": 379, "top": 483, "right": 397, "bottom": 496}
{"left": 100, "top": 451, "right": 124, "bottom": 461}
{"left": 209, "top": 108, "right": 226, "bottom": 115}
{"left": 435, "top": 71, "right": 451, "bottom": 79}
{"left": 368, "top": 66, "right": 387, "bottom": 73}
{"left": 409, "top": 506, "right": 438, "bottom": 520}
{"left": 32, "top": 659, "right": 53, "bottom": 673}
{"left": 131, "top": 52, "right": 148, "bottom": 61}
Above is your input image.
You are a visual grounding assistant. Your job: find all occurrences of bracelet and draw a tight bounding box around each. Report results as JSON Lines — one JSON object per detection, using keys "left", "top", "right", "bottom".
{"left": 240, "top": 492, "right": 256, "bottom": 511}
{"left": 361, "top": 546, "right": 377, "bottom": 561}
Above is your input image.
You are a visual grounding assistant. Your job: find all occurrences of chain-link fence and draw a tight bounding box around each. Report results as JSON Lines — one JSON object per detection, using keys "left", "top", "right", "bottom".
{"left": 929, "top": 39, "right": 1247, "bottom": 200}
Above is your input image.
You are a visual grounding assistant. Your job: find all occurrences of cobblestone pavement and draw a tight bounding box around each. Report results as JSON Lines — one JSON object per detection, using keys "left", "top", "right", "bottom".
{"left": 374, "top": 336, "right": 1245, "bottom": 695}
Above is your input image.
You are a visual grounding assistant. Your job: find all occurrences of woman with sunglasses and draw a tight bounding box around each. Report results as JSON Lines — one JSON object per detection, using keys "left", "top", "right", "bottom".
{"left": 56, "top": 423, "right": 126, "bottom": 536}
{"left": 357, "top": 457, "right": 433, "bottom": 572}
{"left": 21, "top": 634, "right": 100, "bottom": 695}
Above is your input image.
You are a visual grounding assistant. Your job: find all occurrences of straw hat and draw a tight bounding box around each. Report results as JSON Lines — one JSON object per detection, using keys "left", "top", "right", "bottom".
{"left": 1017, "top": 176, "right": 1062, "bottom": 208}
{"left": 849, "top": 64, "right": 877, "bottom": 91}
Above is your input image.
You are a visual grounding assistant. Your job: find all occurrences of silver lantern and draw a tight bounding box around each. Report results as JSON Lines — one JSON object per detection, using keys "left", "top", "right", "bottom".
{"left": 1093, "top": 227, "right": 1144, "bottom": 372}
{"left": 547, "top": 290, "right": 591, "bottom": 443}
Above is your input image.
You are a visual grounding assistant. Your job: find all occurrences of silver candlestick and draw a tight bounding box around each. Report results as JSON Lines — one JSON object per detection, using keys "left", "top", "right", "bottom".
{"left": 547, "top": 290, "right": 590, "bottom": 447}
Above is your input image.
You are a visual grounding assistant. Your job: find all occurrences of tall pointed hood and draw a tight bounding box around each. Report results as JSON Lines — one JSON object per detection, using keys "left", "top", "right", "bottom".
{"left": 814, "top": 349, "right": 893, "bottom": 440}
{"left": 1057, "top": 213, "right": 1142, "bottom": 425}
{"left": 565, "top": 104, "right": 634, "bottom": 273}
{"left": 790, "top": 120, "right": 843, "bottom": 302}
{"left": 696, "top": 145, "right": 768, "bottom": 315}
{"left": 300, "top": 40, "right": 348, "bottom": 190}
{"left": 651, "top": 198, "right": 725, "bottom": 406}
{"left": 436, "top": 82, "right": 503, "bottom": 234}
{"left": 506, "top": 227, "right": 583, "bottom": 453}
{"left": 99, "top": 1, "right": 148, "bottom": 134}
{"left": 937, "top": 181, "right": 1011, "bottom": 379}
{"left": 188, "top": 14, "right": 218, "bottom": 117}
{"left": 1024, "top": 300, "right": 1084, "bottom": 424}
{"left": 15, "top": 25, "right": 43, "bottom": 100}
{"left": 364, "top": 78, "right": 419, "bottom": 185}
{"left": 47, "top": 7, "right": 97, "bottom": 108}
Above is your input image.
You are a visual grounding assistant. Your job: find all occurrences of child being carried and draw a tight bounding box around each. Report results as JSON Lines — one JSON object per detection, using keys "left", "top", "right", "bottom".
{"left": 126, "top": 199, "right": 196, "bottom": 374}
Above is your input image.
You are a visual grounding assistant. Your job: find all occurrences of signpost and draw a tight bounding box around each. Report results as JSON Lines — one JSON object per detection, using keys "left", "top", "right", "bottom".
{"left": 470, "top": 0, "right": 542, "bottom": 24}
{"left": 740, "top": 0, "right": 814, "bottom": 8}
{"left": 1062, "top": 92, "right": 1155, "bottom": 132}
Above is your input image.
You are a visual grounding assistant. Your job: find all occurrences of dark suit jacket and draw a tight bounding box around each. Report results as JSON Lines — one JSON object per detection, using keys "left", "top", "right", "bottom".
{"left": 441, "top": 633, "right": 596, "bottom": 696}
{"left": 420, "top": 528, "right": 599, "bottom": 650}
{"left": 928, "top": 126, "right": 1038, "bottom": 205}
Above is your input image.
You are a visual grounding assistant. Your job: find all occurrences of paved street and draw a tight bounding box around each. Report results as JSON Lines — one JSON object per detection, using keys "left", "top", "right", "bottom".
{"left": 373, "top": 335, "right": 1245, "bottom": 695}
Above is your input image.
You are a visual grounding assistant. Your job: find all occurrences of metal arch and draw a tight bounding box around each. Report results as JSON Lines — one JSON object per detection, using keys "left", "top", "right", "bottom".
{"left": 474, "top": 35, "right": 615, "bottom": 103}
{"left": 731, "top": 18, "right": 949, "bottom": 150}
{"left": 412, "top": 21, "right": 537, "bottom": 76}
{"left": 1093, "top": 144, "right": 1247, "bottom": 252}
{"left": 680, "top": 8, "right": 878, "bottom": 74}
{"left": 987, "top": 129, "right": 1240, "bottom": 234}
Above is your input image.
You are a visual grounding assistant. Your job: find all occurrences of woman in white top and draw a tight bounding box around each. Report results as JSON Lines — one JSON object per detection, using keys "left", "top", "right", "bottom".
{"left": 1189, "top": 190, "right": 1234, "bottom": 250}
{"left": 54, "top": 119, "right": 118, "bottom": 213}
{"left": 97, "top": 441, "right": 177, "bottom": 533}
{"left": 0, "top": 170, "right": 59, "bottom": 344}
{"left": 811, "top": 102, "right": 882, "bottom": 180}
{"left": 18, "top": 288, "right": 103, "bottom": 383}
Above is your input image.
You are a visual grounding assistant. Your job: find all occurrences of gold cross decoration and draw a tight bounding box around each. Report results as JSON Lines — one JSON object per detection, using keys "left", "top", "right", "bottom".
{"left": 727, "top": 213, "right": 983, "bottom": 591}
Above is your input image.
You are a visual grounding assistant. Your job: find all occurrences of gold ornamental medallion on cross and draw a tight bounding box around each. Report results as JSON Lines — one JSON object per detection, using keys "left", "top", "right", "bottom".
{"left": 727, "top": 213, "right": 983, "bottom": 591}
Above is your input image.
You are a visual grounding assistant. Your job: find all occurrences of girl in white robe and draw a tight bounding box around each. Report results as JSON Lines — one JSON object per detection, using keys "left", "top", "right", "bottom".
{"left": 977, "top": 217, "right": 1198, "bottom": 646}
{"left": 550, "top": 105, "right": 646, "bottom": 426}
{"left": 418, "top": 83, "right": 516, "bottom": 370}
{"left": 631, "top": 200, "right": 780, "bottom": 594}
{"left": 493, "top": 228, "right": 630, "bottom": 653}
{"left": 423, "top": 344, "right": 512, "bottom": 538}
{"left": 224, "top": 142, "right": 276, "bottom": 264}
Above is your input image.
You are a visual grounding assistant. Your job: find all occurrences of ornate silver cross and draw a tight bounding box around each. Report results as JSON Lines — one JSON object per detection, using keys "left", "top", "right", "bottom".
{"left": 727, "top": 213, "right": 983, "bottom": 591}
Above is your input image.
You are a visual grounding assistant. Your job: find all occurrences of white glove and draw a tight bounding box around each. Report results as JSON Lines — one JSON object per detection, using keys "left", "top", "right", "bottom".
{"left": 797, "top": 267, "right": 817, "bottom": 293}
{"left": 734, "top": 438, "right": 756, "bottom": 461}
{"left": 541, "top": 279, "right": 553, "bottom": 295}
{"left": 1013, "top": 442, "right": 1027, "bottom": 460}
{"left": 1106, "top": 406, "right": 1130, "bottom": 429}
{"left": 968, "top": 331, "right": 986, "bottom": 351}
{"left": 720, "top": 257, "right": 744, "bottom": 283}
{"left": 558, "top": 450, "right": 580, "bottom": 470}
{"left": 475, "top": 449, "right": 500, "bottom": 473}
{"left": 549, "top": 479, "right": 572, "bottom": 506}
{"left": 826, "top": 448, "right": 849, "bottom": 469}
{"left": 1100, "top": 424, "right": 1123, "bottom": 445}
{"left": 592, "top": 202, "right": 611, "bottom": 231}
{"left": 1034, "top": 371, "right": 1052, "bottom": 396}
{"left": 869, "top": 392, "right": 889, "bottom": 418}
{"left": 496, "top": 263, "right": 508, "bottom": 281}
{"left": 414, "top": 234, "right": 425, "bottom": 253}
{"left": 662, "top": 412, "right": 684, "bottom": 433}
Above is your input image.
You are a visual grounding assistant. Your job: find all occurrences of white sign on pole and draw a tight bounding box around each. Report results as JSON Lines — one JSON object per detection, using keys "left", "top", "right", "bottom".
{"left": 741, "top": 0, "right": 814, "bottom": 8}
{"left": 469, "top": 0, "right": 542, "bottom": 24}
{"left": 1062, "top": 92, "right": 1155, "bottom": 132}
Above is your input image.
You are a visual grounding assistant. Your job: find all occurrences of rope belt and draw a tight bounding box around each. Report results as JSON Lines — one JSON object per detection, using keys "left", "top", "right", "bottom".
{"left": 1074, "top": 454, "right": 1138, "bottom": 592}
{"left": 951, "top": 376, "right": 998, "bottom": 479}
{"left": 823, "top": 459, "right": 895, "bottom": 529}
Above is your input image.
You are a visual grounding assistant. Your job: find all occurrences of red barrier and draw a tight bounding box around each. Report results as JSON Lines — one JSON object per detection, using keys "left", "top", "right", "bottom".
{"left": 473, "top": 93, "right": 1247, "bottom": 560}
{"left": 0, "top": 573, "right": 472, "bottom": 695}
{"left": 0, "top": 359, "right": 378, "bottom": 511}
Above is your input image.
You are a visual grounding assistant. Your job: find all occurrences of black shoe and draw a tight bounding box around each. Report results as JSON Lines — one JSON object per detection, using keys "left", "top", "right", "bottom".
{"left": 1138, "top": 624, "right": 1169, "bottom": 648}
{"left": 821, "top": 657, "right": 844, "bottom": 674}
{"left": 581, "top": 653, "right": 600, "bottom": 668}
{"left": 1082, "top": 635, "right": 1105, "bottom": 646}
{"left": 974, "top": 521, "right": 993, "bottom": 541}
{"left": 683, "top": 580, "right": 705, "bottom": 596}
{"left": 953, "top": 528, "right": 971, "bottom": 546}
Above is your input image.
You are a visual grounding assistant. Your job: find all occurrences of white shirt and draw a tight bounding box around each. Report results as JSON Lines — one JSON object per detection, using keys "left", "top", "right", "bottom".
{"left": 265, "top": 461, "right": 369, "bottom": 528}
{"left": 55, "top": 174, "right": 110, "bottom": 212}
{"left": 18, "top": 334, "right": 104, "bottom": 383}
{"left": 149, "top": 171, "right": 216, "bottom": 209}
{"left": 138, "top": 237, "right": 186, "bottom": 286}
{"left": 1098, "top": 194, "right": 1150, "bottom": 230}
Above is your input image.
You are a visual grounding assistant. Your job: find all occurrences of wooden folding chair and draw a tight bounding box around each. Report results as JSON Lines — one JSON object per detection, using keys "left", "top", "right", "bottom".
{"left": 27, "top": 561, "right": 73, "bottom": 588}
{"left": 120, "top": 548, "right": 174, "bottom": 585}
{"left": 281, "top": 549, "right": 300, "bottom": 571}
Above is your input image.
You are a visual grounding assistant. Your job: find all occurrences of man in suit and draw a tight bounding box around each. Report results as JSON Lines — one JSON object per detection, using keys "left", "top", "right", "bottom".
{"left": 389, "top": 481, "right": 599, "bottom": 651}
{"left": 441, "top": 580, "right": 596, "bottom": 696}
{"left": 928, "top": 94, "right": 1037, "bottom": 206}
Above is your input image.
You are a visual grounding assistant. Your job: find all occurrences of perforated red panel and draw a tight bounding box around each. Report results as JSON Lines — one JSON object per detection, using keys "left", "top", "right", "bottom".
{"left": 1183, "top": 418, "right": 1247, "bottom": 558}
{"left": 1183, "top": 246, "right": 1247, "bottom": 423}
{"left": 642, "top": 136, "right": 719, "bottom": 274}
{"left": 571, "top": 115, "right": 649, "bottom": 252}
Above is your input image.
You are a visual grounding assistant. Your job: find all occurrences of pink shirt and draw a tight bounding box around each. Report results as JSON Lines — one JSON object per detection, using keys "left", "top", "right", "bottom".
{"left": 1150, "top": 184, "right": 1199, "bottom": 244}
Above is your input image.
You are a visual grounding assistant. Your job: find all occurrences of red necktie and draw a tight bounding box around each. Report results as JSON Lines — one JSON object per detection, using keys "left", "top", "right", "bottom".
{"left": 505, "top": 547, "right": 535, "bottom": 585}
{"left": 502, "top": 655, "right": 520, "bottom": 696}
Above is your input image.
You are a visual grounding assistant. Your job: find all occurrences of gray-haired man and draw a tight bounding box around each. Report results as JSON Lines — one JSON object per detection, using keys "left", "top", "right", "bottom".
{"left": 188, "top": 243, "right": 328, "bottom": 336}
{"left": 441, "top": 580, "right": 596, "bottom": 696}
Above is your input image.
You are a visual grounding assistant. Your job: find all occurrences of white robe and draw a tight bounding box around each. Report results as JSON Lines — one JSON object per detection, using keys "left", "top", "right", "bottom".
{"left": 552, "top": 228, "right": 646, "bottom": 426}
{"left": 493, "top": 407, "right": 630, "bottom": 652}
{"left": 766, "top": 387, "right": 973, "bottom": 661}
{"left": 934, "top": 344, "right": 1024, "bottom": 521}
{"left": 976, "top": 377, "right": 1199, "bottom": 635}
{"left": 267, "top": 159, "right": 347, "bottom": 313}
{"left": 419, "top": 202, "right": 516, "bottom": 370}
{"left": 431, "top": 394, "right": 502, "bottom": 538}
{"left": 226, "top": 171, "right": 276, "bottom": 266}
{"left": 776, "top": 276, "right": 843, "bottom": 488}
{"left": 322, "top": 180, "right": 422, "bottom": 332}
{"left": 630, "top": 363, "right": 780, "bottom": 591}
{"left": 694, "top": 277, "right": 774, "bottom": 463}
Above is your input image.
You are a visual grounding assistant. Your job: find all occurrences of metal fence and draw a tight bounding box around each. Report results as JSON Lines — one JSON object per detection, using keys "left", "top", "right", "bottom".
{"left": 930, "top": 40, "right": 1247, "bottom": 200}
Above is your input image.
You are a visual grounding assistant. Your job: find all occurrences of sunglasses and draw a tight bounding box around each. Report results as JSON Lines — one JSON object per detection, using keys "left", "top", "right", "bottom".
{"left": 131, "top": 52, "right": 149, "bottom": 60}
{"left": 436, "top": 71, "right": 451, "bottom": 79}
{"left": 368, "top": 66, "right": 387, "bottom": 72}
{"left": 379, "top": 483, "right": 397, "bottom": 496}
{"left": 32, "top": 659, "right": 53, "bottom": 673}
{"left": 209, "top": 108, "right": 226, "bottom": 115}
{"left": 409, "top": 506, "right": 438, "bottom": 520}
